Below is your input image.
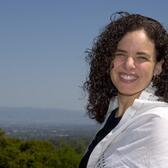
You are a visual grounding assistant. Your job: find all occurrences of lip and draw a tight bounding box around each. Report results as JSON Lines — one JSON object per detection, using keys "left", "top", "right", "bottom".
{"left": 119, "top": 72, "right": 138, "bottom": 83}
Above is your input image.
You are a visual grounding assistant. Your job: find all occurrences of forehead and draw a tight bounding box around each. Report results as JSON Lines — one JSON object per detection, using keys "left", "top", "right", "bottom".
{"left": 117, "top": 30, "right": 155, "bottom": 53}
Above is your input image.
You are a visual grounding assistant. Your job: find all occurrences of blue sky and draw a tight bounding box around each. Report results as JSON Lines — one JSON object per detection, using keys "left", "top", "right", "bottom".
{"left": 0, "top": 0, "right": 167, "bottom": 111}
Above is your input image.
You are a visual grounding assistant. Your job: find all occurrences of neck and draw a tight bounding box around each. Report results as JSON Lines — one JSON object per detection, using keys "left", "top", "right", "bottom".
{"left": 116, "top": 92, "right": 141, "bottom": 117}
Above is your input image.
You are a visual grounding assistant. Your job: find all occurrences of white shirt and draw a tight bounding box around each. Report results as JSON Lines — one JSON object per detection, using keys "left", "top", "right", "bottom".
{"left": 87, "top": 86, "right": 168, "bottom": 168}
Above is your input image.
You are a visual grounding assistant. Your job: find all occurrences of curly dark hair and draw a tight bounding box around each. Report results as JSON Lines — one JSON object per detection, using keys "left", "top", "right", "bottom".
{"left": 83, "top": 12, "right": 168, "bottom": 123}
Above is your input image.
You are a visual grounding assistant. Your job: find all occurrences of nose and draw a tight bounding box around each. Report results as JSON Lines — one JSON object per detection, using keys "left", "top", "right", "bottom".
{"left": 124, "top": 57, "right": 136, "bottom": 70}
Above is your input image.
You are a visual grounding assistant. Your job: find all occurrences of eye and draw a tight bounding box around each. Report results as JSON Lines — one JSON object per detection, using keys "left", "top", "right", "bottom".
{"left": 136, "top": 55, "right": 149, "bottom": 62}
{"left": 114, "top": 53, "right": 127, "bottom": 58}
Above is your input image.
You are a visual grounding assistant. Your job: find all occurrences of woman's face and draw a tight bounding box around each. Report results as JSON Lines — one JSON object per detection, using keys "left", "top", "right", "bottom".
{"left": 110, "top": 29, "right": 162, "bottom": 97}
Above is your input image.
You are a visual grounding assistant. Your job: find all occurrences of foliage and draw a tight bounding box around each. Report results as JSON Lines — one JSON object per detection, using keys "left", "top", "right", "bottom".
{"left": 0, "top": 128, "right": 88, "bottom": 168}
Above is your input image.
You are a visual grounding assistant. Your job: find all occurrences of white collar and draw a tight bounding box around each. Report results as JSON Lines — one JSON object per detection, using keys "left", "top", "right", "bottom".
{"left": 107, "top": 83, "right": 159, "bottom": 114}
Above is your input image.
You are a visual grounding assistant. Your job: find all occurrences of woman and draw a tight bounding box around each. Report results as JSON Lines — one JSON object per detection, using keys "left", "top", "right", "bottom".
{"left": 79, "top": 12, "right": 168, "bottom": 168}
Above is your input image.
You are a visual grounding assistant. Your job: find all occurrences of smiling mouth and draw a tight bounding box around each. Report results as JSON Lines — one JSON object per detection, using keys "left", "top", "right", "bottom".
{"left": 120, "top": 73, "right": 138, "bottom": 82}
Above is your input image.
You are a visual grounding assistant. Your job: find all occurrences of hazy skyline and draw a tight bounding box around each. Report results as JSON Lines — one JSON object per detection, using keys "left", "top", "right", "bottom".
{"left": 0, "top": 0, "right": 168, "bottom": 111}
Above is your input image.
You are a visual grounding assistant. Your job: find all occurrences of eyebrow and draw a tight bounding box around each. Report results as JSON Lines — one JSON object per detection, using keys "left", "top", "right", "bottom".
{"left": 115, "top": 49, "right": 151, "bottom": 58}
{"left": 115, "top": 49, "right": 127, "bottom": 53}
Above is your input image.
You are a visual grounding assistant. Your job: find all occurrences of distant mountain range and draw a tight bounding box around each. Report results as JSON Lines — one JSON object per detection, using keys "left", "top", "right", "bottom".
{"left": 0, "top": 107, "right": 95, "bottom": 126}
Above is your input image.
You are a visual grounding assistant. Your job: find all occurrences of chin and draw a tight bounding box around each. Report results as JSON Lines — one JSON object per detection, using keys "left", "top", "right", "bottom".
{"left": 118, "top": 89, "right": 143, "bottom": 97}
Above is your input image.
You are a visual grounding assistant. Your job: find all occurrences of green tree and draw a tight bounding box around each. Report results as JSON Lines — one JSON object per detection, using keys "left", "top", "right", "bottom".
{"left": 0, "top": 128, "right": 86, "bottom": 168}
{"left": 56, "top": 143, "right": 81, "bottom": 168}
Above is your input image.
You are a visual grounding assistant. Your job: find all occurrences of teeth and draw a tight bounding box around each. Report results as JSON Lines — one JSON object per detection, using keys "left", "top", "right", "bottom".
{"left": 120, "top": 74, "right": 137, "bottom": 80}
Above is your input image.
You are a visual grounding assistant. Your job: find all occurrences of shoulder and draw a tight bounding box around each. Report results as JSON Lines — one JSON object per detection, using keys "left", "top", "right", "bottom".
{"left": 144, "top": 106, "right": 168, "bottom": 141}
{"left": 146, "top": 105, "right": 168, "bottom": 119}
{"left": 151, "top": 105, "right": 168, "bottom": 126}
{"left": 147, "top": 108, "right": 168, "bottom": 167}
{"left": 134, "top": 99, "right": 168, "bottom": 119}
{"left": 136, "top": 104, "right": 168, "bottom": 148}
{"left": 130, "top": 103, "right": 168, "bottom": 133}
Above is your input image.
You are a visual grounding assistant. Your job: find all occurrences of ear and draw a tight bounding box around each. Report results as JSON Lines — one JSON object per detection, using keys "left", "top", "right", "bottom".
{"left": 153, "top": 60, "right": 164, "bottom": 76}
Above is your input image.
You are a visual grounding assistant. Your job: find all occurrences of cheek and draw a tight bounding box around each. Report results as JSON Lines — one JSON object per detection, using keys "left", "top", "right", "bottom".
{"left": 110, "top": 61, "right": 117, "bottom": 79}
{"left": 110, "top": 59, "right": 124, "bottom": 74}
{"left": 110, "top": 67, "right": 117, "bottom": 84}
{"left": 139, "top": 64, "right": 155, "bottom": 78}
